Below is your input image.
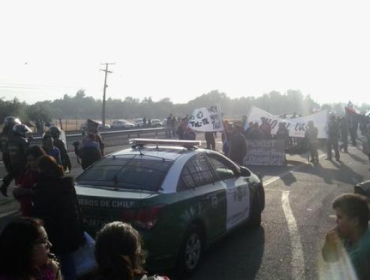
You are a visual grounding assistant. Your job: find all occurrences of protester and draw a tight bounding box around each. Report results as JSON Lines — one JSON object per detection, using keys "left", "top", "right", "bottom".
{"left": 322, "top": 194, "right": 370, "bottom": 280}
{"left": 349, "top": 117, "right": 358, "bottom": 147}
{"left": 260, "top": 117, "right": 272, "bottom": 138}
{"left": 42, "top": 134, "right": 62, "bottom": 165}
{"left": 275, "top": 122, "right": 290, "bottom": 148}
{"left": 86, "top": 119, "right": 105, "bottom": 156}
{"left": 183, "top": 127, "right": 196, "bottom": 140}
{"left": 48, "top": 126, "right": 72, "bottom": 172}
{"left": 246, "top": 122, "right": 264, "bottom": 140}
{"left": 74, "top": 132, "right": 102, "bottom": 170}
{"left": 244, "top": 121, "right": 254, "bottom": 137}
{"left": 205, "top": 131, "right": 216, "bottom": 150}
{"left": 171, "top": 116, "right": 177, "bottom": 137}
{"left": 12, "top": 146, "right": 47, "bottom": 216}
{"left": 176, "top": 118, "right": 187, "bottom": 140}
{"left": 166, "top": 114, "right": 172, "bottom": 138}
{"left": 326, "top": 114, "right": 340, "bottom": 161}
{"left": 0, "top": 116, "right": 21, "bottom": 196}
{"left": 221, "top": 120, "right": 233, "bottom": 155}
{"left": 0, "top": 217, "right": 62, "bottom": 280}
{"left": 95, "top": 221, "right": 170, "bottom": 280}
{"left": 339, "top": 117, "right": 349, "bottom": 153}
{"left": 305, "top": 121, "right": 319, "bottom": 163}
{"left": 31, "top": 156, "right": 85, "bottom": 280}
{"left": 1, "top": 124, "right": 32, "bottom": 197}
{"left": 228, "top": 124, "right": 246, "bottom": 165}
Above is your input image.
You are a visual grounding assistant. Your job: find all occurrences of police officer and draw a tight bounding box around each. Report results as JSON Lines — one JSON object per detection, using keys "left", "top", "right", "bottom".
{"left": 327, "top": 114, "right": 340, "bottom": 161}
{"left": 48, "top": 126, "right": 72, "bottom": 172}
{"left": 0, "top": 117, "right": 21, "bottom": 196}
{"left": 73, "top": 119, "right": 104, "bottom": 170}
{"left": 1, "top": 123, "right": 32, "bottom": 196}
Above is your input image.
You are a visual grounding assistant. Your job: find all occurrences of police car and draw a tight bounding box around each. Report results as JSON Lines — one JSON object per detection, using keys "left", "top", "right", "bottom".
{"left": 75, "top": 139, "right": 265, "bottom": 274}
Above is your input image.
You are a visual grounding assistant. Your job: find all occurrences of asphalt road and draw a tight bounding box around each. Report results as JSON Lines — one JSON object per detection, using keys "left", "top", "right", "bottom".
{"left": 1, "top": 137, "right": 370, "bottom": 280}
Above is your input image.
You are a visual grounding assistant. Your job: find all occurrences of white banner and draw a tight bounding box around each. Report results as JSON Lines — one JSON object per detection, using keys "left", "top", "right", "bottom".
{"left": 188, "top": 105, "right": 224, "bottom": 132}
{"left": 246, "top": 106, "right": 328, "bottom": 139}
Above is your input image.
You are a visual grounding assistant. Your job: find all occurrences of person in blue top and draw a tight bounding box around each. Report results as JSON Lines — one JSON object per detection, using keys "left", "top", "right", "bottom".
{"left": 322, "top": 193, "right": 370, "bottom": 280}
{"left": 42, "top": 134, "right": 62, "bottom": 165}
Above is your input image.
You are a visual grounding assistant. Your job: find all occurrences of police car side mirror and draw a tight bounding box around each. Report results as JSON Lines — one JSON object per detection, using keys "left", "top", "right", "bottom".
{"left": 239, "top": 166, "right": 251, "bottom": 177}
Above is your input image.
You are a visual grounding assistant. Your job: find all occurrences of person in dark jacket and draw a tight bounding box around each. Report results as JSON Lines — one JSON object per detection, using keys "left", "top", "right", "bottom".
{"left": 95, "top": 222, "right": 170, "bottom": 280}
{"left": 305, "top": 121, "right": 319, "bottom": 163}
{"left": 183, "top": 127, "right": 196, "bottom": 140}
{"left": 339, "top": 117, "right": 349, "bottom": 153}
{"left": 247, "top": 123, "right": 264, "bottom": 140}
{"left": 327, "top": 114, "right": 340, "bottom": 161}
{"left": 74, "top": 132, "right": 102, "bottom": 170}
{"left": 0, "top": 116, "right": 21, "bottom": 196}
{"left": 205, "top": 132, "right": 216, "bottom": 150}
{"left": 228, "top": 125, "right": 246, "bottom": 165}
{"left": 260, "top": 117, "right": 272, "bottom": 139}
{"left": 275, "top": 122, "right": 290, "bottom": 148}
{"left": 31, "top": 155, "right": 85, "bottom": 280}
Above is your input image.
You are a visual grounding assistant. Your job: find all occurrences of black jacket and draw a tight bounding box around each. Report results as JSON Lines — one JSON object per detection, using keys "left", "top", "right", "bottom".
{"left": 32, "top": 175, "right": 84, "bottom": 254}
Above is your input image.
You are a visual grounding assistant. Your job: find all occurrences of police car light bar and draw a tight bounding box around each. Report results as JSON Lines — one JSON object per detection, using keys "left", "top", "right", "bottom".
{"left": 130, "top": 138, "right": 201, "bottom": 148}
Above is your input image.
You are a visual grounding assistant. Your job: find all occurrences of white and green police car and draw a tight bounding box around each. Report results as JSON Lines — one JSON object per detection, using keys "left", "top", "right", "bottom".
{"left": 76, "top": 139, "right": 265, "bottom": 274}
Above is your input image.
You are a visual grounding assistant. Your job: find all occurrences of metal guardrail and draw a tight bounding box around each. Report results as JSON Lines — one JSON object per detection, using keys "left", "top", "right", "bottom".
{"left": 32, "top": 127, "right": 171, "bottom": 141}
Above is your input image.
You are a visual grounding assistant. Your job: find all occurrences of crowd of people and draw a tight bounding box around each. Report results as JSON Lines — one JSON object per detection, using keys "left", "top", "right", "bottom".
{"left": 0, "top": 116, "right": 170, "bottom": 280}
{"left": 1, "top": 112, "right": 370, "bottom": 280}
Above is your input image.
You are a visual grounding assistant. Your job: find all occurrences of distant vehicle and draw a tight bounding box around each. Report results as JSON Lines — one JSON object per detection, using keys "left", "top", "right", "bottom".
{"left": 80, "top": 122, "right": 110, "bottom": 131}
{"left": 134, "top": 118, "right": 144, "bottom": 127}
{"left": 150, "top": 119, "right": 163, "bottom": 127}
{"left": 111, "top": 119, "right": 135, "bottom": 129}
{"left": 75, "top": 139, "right": 265, "bottom": 274}
{"left": 162, "top": 119, "right": 167, "bottom": 126}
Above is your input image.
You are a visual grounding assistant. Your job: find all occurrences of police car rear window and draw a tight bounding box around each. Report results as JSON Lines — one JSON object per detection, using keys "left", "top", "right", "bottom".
{"left": 76, "top": 155, "right": 173, "bottom": 191}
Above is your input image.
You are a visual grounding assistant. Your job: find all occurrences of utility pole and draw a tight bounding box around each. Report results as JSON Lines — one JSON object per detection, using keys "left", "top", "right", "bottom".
{"left": 100, "top": 62, "right": 115, "bottom": 127}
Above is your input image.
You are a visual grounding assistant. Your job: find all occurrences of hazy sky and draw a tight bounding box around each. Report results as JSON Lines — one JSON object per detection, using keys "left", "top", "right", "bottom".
{"left": 1, "top": 0, "right": 369, "bottom": 105}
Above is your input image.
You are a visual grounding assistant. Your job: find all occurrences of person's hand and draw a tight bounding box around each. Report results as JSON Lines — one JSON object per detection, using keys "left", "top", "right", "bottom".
{"left": 326, "top": 226, "right": 341, "bottom": 246}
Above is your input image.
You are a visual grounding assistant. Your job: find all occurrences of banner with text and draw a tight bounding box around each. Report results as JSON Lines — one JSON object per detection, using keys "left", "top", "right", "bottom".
{"left": 246, "top": 106, "right": 328, "bottom": 139}
{"left": 244, "top": 139, "right": 286, "bottom": 166}
{"left": 188, "top": 105, "right": 224, "bottom": 132}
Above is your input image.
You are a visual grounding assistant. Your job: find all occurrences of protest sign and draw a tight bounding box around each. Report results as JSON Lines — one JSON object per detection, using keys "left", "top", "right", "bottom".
{"left": 244, "top": 139, "right": 286, "bottom": 166}
{"left": 188, "top": 105, "right": 224, "bottom": 132}
{"left": 246, "top": 106, "right": 328, "bottom": 139}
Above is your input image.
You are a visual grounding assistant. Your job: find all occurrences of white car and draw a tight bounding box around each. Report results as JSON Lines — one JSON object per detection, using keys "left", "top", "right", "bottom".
{"left": 111, "top": 119, "right": 135, "bottom": 129}
{"left": 134, "top": 118, "right": 144, "bottom": 127}
{"left": 150, "top": 119, "right": 163, "bottom": 127}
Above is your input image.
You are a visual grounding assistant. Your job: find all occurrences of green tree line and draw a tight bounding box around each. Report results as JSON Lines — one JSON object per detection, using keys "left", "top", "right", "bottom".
{"left": 1, "top": 89, "right": 369, "bottom": 124}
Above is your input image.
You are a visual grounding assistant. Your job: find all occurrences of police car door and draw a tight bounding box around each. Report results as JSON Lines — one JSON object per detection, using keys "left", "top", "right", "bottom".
{"left": 206, "top": 153, "right": 250, "bottom": 230}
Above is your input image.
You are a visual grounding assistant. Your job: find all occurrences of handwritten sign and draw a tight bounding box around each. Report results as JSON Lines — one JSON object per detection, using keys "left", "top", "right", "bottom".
{"left": 188, "top": 105, "right": 224, "bottom": 132}
{"left": 244, "top": 139, "right": 286, "bottom": 166}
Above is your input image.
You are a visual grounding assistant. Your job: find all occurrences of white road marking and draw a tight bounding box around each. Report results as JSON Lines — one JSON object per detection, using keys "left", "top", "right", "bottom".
{"left": 282, "top": 191, "right": 306, "bottom": 280}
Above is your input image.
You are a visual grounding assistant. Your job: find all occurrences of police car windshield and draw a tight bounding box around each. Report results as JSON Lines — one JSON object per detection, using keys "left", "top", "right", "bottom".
{"left": 76, "top": 155, "right": 173, "bottom": 191}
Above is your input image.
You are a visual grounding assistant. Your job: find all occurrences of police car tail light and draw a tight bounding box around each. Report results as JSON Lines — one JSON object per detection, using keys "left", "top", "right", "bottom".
{"left": 134, "top": 205, "right": 166, "bottom": 229}
{"left": 121, "top": 209, "right": 136, "bottom": 223}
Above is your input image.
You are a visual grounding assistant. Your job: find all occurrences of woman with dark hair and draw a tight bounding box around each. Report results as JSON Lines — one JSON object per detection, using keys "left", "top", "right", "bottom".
{"left": 12, "top": 145, "right": 47, "bottom": 216}
{"left": 31, "top": 155, "right": 84, "bottom": 280}
{"left": 95, "top": 222, "right": 169, "bottom": 280}
{"left": 0, "top": 217, "right": 61, "bottom": 280}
